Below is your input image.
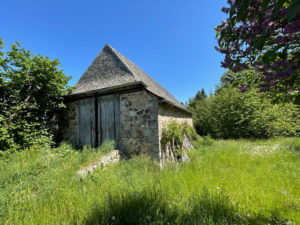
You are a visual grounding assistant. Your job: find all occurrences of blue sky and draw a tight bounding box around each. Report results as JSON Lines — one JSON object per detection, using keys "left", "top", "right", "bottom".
{"left": 0, "top": 0, "right": 227, "bottom": 103}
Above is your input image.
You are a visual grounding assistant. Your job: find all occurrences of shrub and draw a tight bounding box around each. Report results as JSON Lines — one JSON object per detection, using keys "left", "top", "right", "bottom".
{"left": 97, "top": 140, "right": 116, "bottom": 154}
{"left": 0, "top": 38, "right": 70, "bottom": 151}
{"left": 192, "top": 88, "right": 299, "bottom": 139}
{"left": 250, "top": 102, "right": 300, "bottom": 137}
{"left": 161, "top": 121, "right": 185, "bottom": 153}
{"left": 201, "top": 134, "right": 214, "bottom": 146}
{"left": 191, "top": 98, "right": 213, "bottom": 137}
{"left": 186, "top": 125, "right": 201, "bottom": 142}
{"left": 161, "top": 121, "right": 206, "bottom": 159}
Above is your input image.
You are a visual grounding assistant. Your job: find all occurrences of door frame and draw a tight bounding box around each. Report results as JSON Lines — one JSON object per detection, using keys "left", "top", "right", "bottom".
{"left": 78, "top": 93, "right": 120, "bottom": 148}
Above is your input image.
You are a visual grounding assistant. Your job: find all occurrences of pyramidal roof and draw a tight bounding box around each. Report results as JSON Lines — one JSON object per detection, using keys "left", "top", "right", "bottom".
{"left": 71, "top": 44, "right": 190, "bottom": 113}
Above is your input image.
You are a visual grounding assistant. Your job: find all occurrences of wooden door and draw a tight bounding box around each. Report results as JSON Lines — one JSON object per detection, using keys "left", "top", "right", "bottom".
{"left": 97, "top": 94, "right": 120, "bottom": 147}
{"left": 78, "top": 98, "right": 96, "bottom": 147}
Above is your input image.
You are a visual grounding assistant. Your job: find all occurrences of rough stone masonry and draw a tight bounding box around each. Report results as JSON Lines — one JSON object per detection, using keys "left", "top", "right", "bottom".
{"left": 61, "top": 44, "right": 193, "bottom": 164}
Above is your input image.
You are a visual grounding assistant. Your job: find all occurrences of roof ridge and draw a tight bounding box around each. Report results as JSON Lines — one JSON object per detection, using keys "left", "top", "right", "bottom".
{"left": 104, "top": 44, "right": 138, "bottom": 83}
{"left": 104, "top": 45, "right": 189, "bottom": 113}
{"left": 71, "top": 44, "right": 191, "bottom": 114}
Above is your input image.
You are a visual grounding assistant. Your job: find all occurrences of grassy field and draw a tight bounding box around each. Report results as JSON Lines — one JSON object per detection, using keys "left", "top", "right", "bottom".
{"left": 0, "top": 138, "right": 299, "bottom": 225}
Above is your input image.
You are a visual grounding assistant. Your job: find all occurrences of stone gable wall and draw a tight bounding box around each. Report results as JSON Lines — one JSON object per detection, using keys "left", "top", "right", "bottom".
{"left": 119, "top": 90, "right": 160, "bottom": 159}
{"left": 158, "top": 104, "right": 193, "bottom": 133}
{"left": 158, "top": 104, "right": 193, "bottom": 163}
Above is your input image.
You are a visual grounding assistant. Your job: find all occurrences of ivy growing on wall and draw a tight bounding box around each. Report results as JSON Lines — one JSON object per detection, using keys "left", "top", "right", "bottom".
{"left": 161, "top": 121, "right": 200, "bottom": 162}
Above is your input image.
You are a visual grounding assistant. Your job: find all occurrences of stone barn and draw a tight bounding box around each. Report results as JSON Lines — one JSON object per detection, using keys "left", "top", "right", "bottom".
{"left": 62, "top": 44, "right": 192, "bottom": 162}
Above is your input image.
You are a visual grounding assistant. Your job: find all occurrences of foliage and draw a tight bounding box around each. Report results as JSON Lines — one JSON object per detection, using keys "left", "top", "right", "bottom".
{"left": 195, "top": 88, "right": 208, "bottom": 101}
{"left": 185, "top": 125, "right": 211, "bottom": 149}
{"left": 201, "top": 134, "right": 214, "bottom": 146}
{"left": 188, "top": 88, "right": 208, "bottom": 109}
{"left": 96, "top": 140, "right": 116, "bottom": 153}
{"left": 217, "top": 69, "right": 299, "bottom": 103}
{"left": 251, "top": 102, "right": 300, "bottom": 137}
{"left": 215, "top": 0, "right": 300, "bottom": 101}
{"left": 216, "top": 70, "right": 263, "bottom": 92}
{"left": 0, "top": 39, "right": 71, "bottom": 151}
{"left": 161, "top": 122, "right": 212, "bottom": 156}
{"left": 161, "top": 121, "right": 185, "bottom": 146}
{"left": 161, "top": 121, "right": 186, "bottom": 157}
{"left": 185, "top": 125, "right": 201, "bottom": 142}
{"left": 81, "top": 140, "right": 116, "bottom": 155}
{"left": 0, "top": 138, "right": 299, "bottom": 224}
{"left": 189, "top": 98, "right": 212, "bottom": 136}
{"left": 191, "top": 87, "right": 299, "bottom": 139}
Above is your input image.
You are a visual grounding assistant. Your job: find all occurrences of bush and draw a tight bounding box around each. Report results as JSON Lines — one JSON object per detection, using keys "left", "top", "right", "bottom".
{"left": 185, "top": 125, "right": 201, "bottom": 142}
{"left": 161, "top": 121, "right": 185, "bottom": 152}
{"left": 191, "top": 98, "right": 213, "bottom": 137}
{"left": 98, "top": 140, "right": 116, "bottom": 153}
{"left": 0, "top": 38, "right": 70, "bottom": 151}
{"left": 251, "top": 103, "right": 300, "bottom": 137}
{"left": 161, "top": 121, "right": 209, "bottom": 157}
{"left": 201, "top": 134, "right": 214, "bottom": 146}
{"left": 192, "top": 88, "right": 299, "bottom": 139}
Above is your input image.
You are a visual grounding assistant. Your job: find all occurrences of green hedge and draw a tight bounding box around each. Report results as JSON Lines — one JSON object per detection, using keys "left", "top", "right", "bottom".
{"left": 191, "top": 88, "right": 299, "bottom": 139}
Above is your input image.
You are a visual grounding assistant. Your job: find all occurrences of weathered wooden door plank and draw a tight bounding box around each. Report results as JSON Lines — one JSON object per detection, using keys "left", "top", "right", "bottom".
{"left": 78, "top": 97, "right": 95, "bottom": 147}
{"left": 100, "top": 95, "right": 115, "bottom": 142}
{"left": 114, "top": 94, "right": 120, "bottom": 148}
{"left": 97, "top": 96, "right": 102, "bottom": 147}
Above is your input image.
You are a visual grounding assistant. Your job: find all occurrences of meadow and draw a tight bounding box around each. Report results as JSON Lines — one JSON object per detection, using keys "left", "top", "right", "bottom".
{"left": 0, "top": 138, "right": 299, "bottom": 225}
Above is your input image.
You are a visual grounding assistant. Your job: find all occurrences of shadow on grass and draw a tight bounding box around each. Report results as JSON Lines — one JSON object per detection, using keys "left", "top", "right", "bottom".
{"left": 83, "top": 189, "right": 289, "bottom": 225}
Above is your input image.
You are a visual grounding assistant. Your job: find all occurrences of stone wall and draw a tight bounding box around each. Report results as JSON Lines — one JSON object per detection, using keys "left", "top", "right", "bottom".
{"left": 77, "top": 150, "right": 120, "bottom": 177}
{"left": 119, "top": 90, "right": 160, "bottom": 159}
{"left": 158, "top": 104, "right": 192, "bottom": 132}
{"left": 158, "top": 104, "right": 193, "bottom": 164}
{"left": 61, "top": 101, "right": 79, "bottom": 146}
{"left": 61, "top": 90, "right": 192, "bottom": 163}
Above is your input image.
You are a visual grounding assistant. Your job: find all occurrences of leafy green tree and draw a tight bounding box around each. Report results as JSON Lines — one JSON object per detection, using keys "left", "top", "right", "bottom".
{"left": 216, "top": 69, "right": 263, "bottom": 98}
{"left": 216, "top": 69, "right": 298, "bottom": 103}
{"left": 191, "top": 87, "right": 299, "bottom": 138}
{"left": 215, "top": 0, "right": 300, "bottom": 102}
{"left": 0, "top": 38, "right": 71, "bottom": 151}
{"left": 217, "top": 70, "right": 262, "bottom": 91}
{"left": 188, "top": 88, "right": 208, "bottom": 109}
{"left": 195, "top": 88, "right": 207, "bottom": 101}
{"left": 191, "top": 98, "right": 212, "bottom": 136}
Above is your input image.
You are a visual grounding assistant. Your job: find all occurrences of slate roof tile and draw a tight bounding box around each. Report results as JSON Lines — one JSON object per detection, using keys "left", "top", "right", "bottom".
{"left": 71, "top": 44, "right": 189, "bottom": 113}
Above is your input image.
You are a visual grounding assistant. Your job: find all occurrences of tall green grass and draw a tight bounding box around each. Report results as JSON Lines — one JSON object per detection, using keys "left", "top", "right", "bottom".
{"left": 0, "top": 138, "right": 299, "bottom": 224}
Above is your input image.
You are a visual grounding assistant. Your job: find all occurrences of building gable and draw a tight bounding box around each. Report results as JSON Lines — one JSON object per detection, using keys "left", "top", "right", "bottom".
{"left": 71, "top": 44, "right": 190, "bottom": 114}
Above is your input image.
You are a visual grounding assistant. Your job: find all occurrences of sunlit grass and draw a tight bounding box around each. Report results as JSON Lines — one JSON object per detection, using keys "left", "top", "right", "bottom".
{"left": 0, "top": 138, "right": 299, "bottom": 224}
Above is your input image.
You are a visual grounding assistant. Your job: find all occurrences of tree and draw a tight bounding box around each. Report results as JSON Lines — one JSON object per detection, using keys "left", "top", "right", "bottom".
{"left": 215, "top": 0, "right": 300, "bottom": 102}
{"left": 191, "top": 87, "right": 299, "bottom": 138}
{"left": 195, "top": 88, "right": 207, "bottom": 101}
{"left": 188, "top": 88, "right": 208, "bottom": 109}
{"left": 0, "top": 39, "right": 71, "bottom": 150}
{"left": 216, "top": 70, "right": 263, "bottom": 93}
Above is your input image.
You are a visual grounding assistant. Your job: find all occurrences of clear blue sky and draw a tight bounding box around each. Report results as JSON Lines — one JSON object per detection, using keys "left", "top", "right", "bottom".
{"left": 0, "top": 0, "right": 227, "bottom": 103}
